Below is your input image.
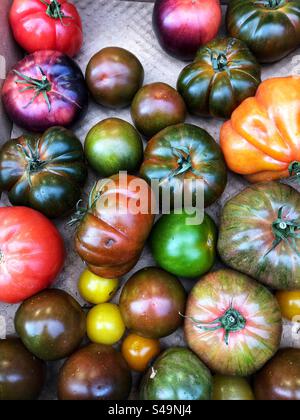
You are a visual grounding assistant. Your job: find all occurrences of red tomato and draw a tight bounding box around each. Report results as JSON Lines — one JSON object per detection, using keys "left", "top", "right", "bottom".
{"left": 0, "top": 207, "right": 65, "bottom": 304}
{"left": 9, "top": 0, "right": 83, "bottom": 57}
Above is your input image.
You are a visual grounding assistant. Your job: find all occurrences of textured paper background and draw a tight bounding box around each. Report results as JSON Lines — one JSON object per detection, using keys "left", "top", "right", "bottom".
{"left": 0, "top": 0, "right": 300, "bottom": 399}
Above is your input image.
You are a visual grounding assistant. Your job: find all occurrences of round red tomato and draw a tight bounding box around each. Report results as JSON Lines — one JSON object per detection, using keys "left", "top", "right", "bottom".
{"left": 9, "top": 0, "right": 83, "bottom": 57}
{"left": 0, "top": 207, "right": 65, "bottom": 304}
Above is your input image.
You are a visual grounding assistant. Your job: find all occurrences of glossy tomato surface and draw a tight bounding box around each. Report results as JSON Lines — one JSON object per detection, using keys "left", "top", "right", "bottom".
{"left": 131, "top": 83, "right": 186, "bottom": 138}
{"left": 221, "top": 77, "right": 300, "bottom": 183}
{"left": 153, "top": 0, "right": 222, "bottom": 61}
{"left": 86, "top": 47, "right": 144, "bottom": 108}
{"left": 78, "top": 269, "right": 119, "bottom": 304}
{"left": 0, "top": 127, "right": 87, "bottom": 218}
{"left": 177, "top": 37, "right": 261, "bottom": 119}
{"left": 87, "top": 303, "right": 125, "bottom": 345}
{"left": 276, "top": 290, "right": 300, "bottom": 321}
{"left": 119, "top": 267, "right": 186, "bottom": 339}
{"left": 150, "top": 211, "right": 217, "bottom": 278}
{"left": 58, "top": 343, "right": 132, "bottom": 400}
{"left": 140, "top": 124, "right": 227, "bottom": 209}
{"left": 15, "top": 289, "right": 86, "bottom": 361}
{"left": 0, "top": 338, "right": 46, "bottom": 400}
{"left": 0, "top": 207, "right": 65, "bottom": 304}
{"left": 227, "top": 0, "right": 300, "bottom": 63}
{"left": 254, "top": 348, "right": 300, "bottom": 400}
{"left": 75, "top": 174, "right": 155, "bottom": 279}
{"left": 2, "top": 51, "right": 88, "bottom": 132}
{"left": 218, "top": 182, "right": 300, "bottom": 290}
{"left": 84, "top": 118, "right": 143, "bottom": 176}
{"left": 9, "top": 0, "right": 83, "bottom": 57}
{"left": 212, "top": 376, "right": 255, "bottom": 400}
{"left": 185, "top": 270, "right": 282, "bottom": 376}
{"left": 121, "top": 334, "right": 161, "bottom": 372}
{"left": 140, "top": 347, "right": 212, "bottom": 400}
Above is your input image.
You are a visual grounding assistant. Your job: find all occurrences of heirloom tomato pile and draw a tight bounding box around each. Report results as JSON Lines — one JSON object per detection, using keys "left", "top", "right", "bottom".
{"left": 0, "top": 0, "right": 300, "bottom": 401}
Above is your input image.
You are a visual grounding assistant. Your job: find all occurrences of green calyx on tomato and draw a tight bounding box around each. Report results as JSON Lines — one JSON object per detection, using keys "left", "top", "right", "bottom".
{"left": 289, "top": 161, "right": 300, "bottom": 180}
{"left": 211, "top": 52, "right": 228, "bottom": 72}
{"left": 14, "top": 68, "right": 51, "bottom": 111}
{"left": 262, "top": 0, "right": 285, "bottom": 9}
{"left": 41, "top": 0, "right": 70, "bottom": 22}
{"left": 185, "top": 307, "right": 246, "bottom": 346}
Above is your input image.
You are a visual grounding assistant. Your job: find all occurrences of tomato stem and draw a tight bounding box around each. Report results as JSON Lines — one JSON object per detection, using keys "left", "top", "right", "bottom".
{"left": 265, "top": 206, "right": 300, "bottom": 256}
{"left": 159, "top": 146, "right": 193, "bottom": 186}
{"left": 14, "top": 67, "right": 52, "bottom": 111}
{"left": 211, "top": 52, "right": 228, "bottom": 72}
{"left": 289, "top": 161, "right": 300, "bottom": 181}
{"left": 40, "top": 0, "right": 74, "bottom": 25}
{"left": 183, "top": 307, "right": 246, "bottom": 346}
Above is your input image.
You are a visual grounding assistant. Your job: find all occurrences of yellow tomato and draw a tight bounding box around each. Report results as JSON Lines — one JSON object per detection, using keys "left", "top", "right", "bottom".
{"left": 121, "top": 333, "right": 161, "bottom": 372}
{"left": 276, "top": 290, "right": 300, "bottom": 322}
{"left": 78, "top": 269, "right": 118, "bottom": 304}
{"left": 87, "top": 303, "right": 125, "bottom": 345}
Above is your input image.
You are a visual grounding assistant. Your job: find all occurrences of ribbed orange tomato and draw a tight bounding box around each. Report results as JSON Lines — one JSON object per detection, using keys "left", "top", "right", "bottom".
{"left": 220, "top": 77, "right": 300, "bottom": 183}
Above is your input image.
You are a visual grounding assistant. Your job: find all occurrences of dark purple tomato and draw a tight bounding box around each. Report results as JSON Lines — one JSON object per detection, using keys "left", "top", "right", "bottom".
{"left": 2, "top": 50, "right": 88, "bottom": 132}
{"left": 119, "top": 267, "right": 186, "bottom": 339}
{"left": 85, "top": 47, "right": 144, "bottom": 109}
{"left": 15, "top": 289, "right": 86, "bottom": 361}
{"left": 58, "top": 343, "right": 132, "bottom": 400}
{"left": 0, "top": 338, "right": 46, "bottom": 400}
{"left": 131, "top": 82, "right": 186, "bottom": 138}
{"left": 254, "top": 348, "right": 300, "bottom": 400}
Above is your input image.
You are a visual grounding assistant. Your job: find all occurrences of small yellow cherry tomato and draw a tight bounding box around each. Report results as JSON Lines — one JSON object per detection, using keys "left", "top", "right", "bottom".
{"left": 78, "top": 269, "right": 118, "bottom": 304}
{"left": 87, "top": 303, "right": 125, "bottom": 345}
{"left": 276, "top": 290, "right": 300, "bottom": 321}
{"left": 121, "top": 333, "right": 161, "bottom": 372}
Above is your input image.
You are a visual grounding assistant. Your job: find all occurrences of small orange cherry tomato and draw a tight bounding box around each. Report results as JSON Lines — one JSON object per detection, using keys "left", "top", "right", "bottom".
{"left": 121, "top": 333, "right": 160, "bottom": 372}
{"left": 276, "top": 291, "right": 300, "bottom": 322}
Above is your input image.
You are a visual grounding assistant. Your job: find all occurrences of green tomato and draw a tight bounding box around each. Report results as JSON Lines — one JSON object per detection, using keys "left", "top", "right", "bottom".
{"left": 84, "top": 118, "right": 143, "bottom": 176}
{"left": 212, "top": 375, "right": 255, "bottom": 400}
{"left": 150, "top": 211, "right": 217, "bottom": 278}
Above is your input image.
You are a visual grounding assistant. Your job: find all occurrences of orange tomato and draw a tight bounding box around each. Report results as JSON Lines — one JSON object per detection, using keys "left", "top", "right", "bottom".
{"left": 220, "top": 77, "right": 300, "bottom": 183}
{"left": 276, "top": 291, "right": 300, "bottom": 322}
{"left": 121, "top": 333, "right": 160, "bottom": 372}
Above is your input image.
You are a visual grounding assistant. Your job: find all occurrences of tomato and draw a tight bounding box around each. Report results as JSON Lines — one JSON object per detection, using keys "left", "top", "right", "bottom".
{"left": 131, "top": 83, "right": 186, "bottom": 138}
{"left": 58, "top": 343, "right": 132, "bottom": 400}
{"left": 74, "top": 174, "right": 155, "bottom": 279}
{"left": 0, "top": 127, "right": 87, "bottom": 219}
{"left": 15, "top": 289, "right": 86, "bottom": 361}
{"left": 140, "top": 347, "right": 212, "bottom": 401}
{"left": 220, "top": 77, "right": 300, "bottom": 183}
{"left": 2, "top": 51, "right": 88, "bottom": 132}
{"left": 218, "top": 182, "right": 300, "bottom": 290}
{"left": 9, "top": 0, "right": 83, "bottom": 57}
{"left": 150, "top": 211, "right": 217, "bottom": 278}
{"left": 87, "top": 303, "right": 125, "bottom": 345}
{"left": 212, "top": 376, "right": 255, "bottom": 401}
{"left": 121, "top": 334, "right": 161, "bottom": 372}
{"left": 254, "top": 348, "right": 300, "bottom": 400}
{"left": 184, "top": 269, "right": 282, "bottom": 376}
{"left": 177, "top": 37, "right": 261, "bottom": 119}
{"left": 119, "top": 267, "right": 186, "bottom": 339}
{"left": 140, "top": 124, "right": 227, "bottom": 209}
{"left": 78, "top": 269, "right": 119, "bottom": 304}
{"left": 0, "top": 207, "right": 65, "bottom": 304}
{"left": 84, "top": 118, "right": 143, "bottom": 177}
{"left": 0, "top": 338, "right": 46, "bottom": 400}
{"left": 86, "top": 47, "right": 144, "bottom": 109}
{"left": 276, "top": 290, "right": 300, "bottom": 321}
{"left": 227, "top": 0, "right": 300, "bottom": 63}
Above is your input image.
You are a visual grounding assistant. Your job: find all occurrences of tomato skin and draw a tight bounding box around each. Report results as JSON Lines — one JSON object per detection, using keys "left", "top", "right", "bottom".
{"left": 276, "top": 290, "right": 300, "bottom": 321}
{"left": 0, "top": 207, "right": 65, "bottom": 304}
{"left": 121, "top": 334, "right": 161, "bottom": 372}
{"left": 9, "top": 0, "right": 83, "bottom": 57}
{"left": 87, "top": 303, "right": 126, "bottom": 345}
{"left": 15, "top": 289, "right": 86, "bottom": 361}
{"left": 0, "top": 127, "right": 87, "bottom": 219}
{"left": 150, "top": 211, "right": 217, "bottom": 278}
{"left": 58, "top": 343, "right": 132, "bottom": 400}
{"left": 212, "top": 376, "right": 255, "bottom": 401}
{"left": 0, "top": 338, "right": 46, "bottom": 401}
{"left": 84, "top": 118, "right": 143, "bottom": 177}
{"left": 78, "top": 269, "right": 119, "bottom": 304}
{"left": 2, "top": 51, "right": 88, "bottom": 132}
